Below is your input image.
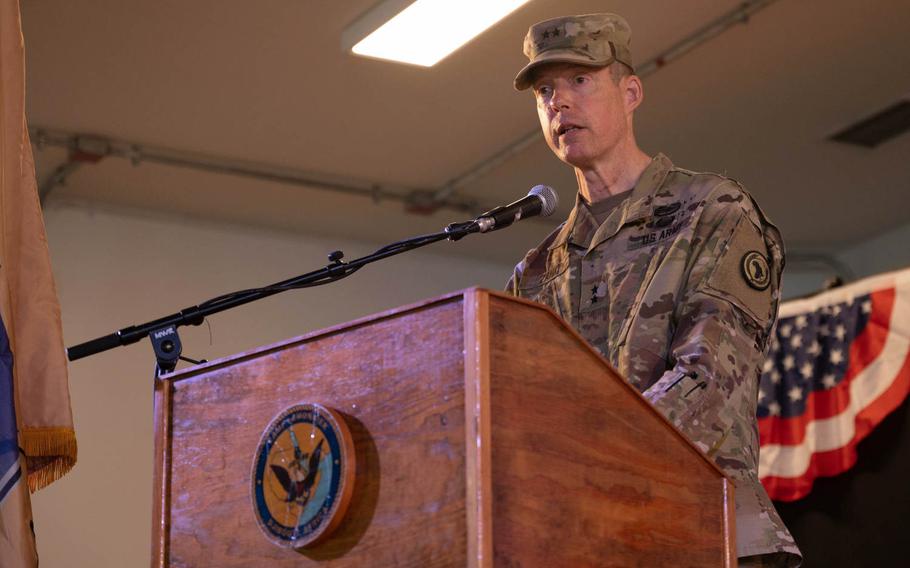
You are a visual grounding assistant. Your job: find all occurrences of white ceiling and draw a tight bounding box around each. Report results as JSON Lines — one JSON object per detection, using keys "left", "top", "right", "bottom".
{"left": 22, "top": 0, "right": 910, "bottom": 265}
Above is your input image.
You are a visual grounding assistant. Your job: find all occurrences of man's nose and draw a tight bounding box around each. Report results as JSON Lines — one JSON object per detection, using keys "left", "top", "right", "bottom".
{"left": 548, "top": 86, "right": 571, "bottom": 112}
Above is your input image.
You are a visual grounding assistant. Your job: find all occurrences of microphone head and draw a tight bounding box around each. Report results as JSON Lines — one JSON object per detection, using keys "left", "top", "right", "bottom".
{"left": 529, "top": 185, "right": 558, "bottom": 217}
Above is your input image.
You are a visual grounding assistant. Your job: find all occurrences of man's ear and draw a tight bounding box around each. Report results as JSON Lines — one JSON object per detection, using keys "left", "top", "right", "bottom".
{"left": 624, "top": 75, "right": 644, "bottom": 114}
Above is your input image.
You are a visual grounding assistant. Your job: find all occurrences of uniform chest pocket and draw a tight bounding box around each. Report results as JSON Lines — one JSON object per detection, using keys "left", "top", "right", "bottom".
{"left": 579, "top": 239, "right": 666, "bottom": 349}
{"left": 516, "top": 249, "right": 570, "bottom": 293}
{"left": 516, "top": 248, "right": 574, "bottom": 319}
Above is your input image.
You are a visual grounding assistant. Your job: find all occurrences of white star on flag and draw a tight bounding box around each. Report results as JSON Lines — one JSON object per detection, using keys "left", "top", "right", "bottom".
{"left": 795, "top": 315, "right": 808, "bottom": 329}
{"left": 788, "top": 386, "right": 803, "bottom": 402}
{"left": 822, "top": 374, "right": 837, "bottom": 389}
{"left": 768, "top": 401, "right": 781, "bottom": 416}
{"left": 807, "top": 341, "right": 821, "bottom": 356}
{"left": 783, "top": 355, "right": 795, "bottom": 370}
{"left": 790, "top": 334, "right": 803, "bottom": 349}
{"left": 830, "top": 349, "right": 844, "bottom": 365}
{"left": 861, "top": 300, "right": 872, "bottom": 314}
{"left": 779, "top": 324, "right": 793, "bottom": 338}
{"left": 835, "top": 325, "right": 847, "bottom": 341}
{"left": 800, "top": 362, "right": 814, "bottom": 379}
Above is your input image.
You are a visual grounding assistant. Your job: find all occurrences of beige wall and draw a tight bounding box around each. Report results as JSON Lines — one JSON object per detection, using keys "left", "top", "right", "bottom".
{"left": 31, "top": 201, "right": 512, "bottom": 567}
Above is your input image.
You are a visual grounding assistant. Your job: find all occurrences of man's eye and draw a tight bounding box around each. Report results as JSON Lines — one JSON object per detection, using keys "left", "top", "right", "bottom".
{"left": 535, "top": 86, "right": 552, "bottom": 96}
{"left": 573, "top": 75, "right": 589, "bottom": 84}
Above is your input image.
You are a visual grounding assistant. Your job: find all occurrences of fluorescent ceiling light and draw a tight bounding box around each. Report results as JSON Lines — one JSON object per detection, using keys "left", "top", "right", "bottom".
{"left": 342, "top": 0, "right": 532, "bottom": 67}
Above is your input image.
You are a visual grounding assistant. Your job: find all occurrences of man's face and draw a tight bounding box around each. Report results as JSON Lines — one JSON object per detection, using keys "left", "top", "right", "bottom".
{"left": 532, "top": 63, "right": 631, "bottom": 169}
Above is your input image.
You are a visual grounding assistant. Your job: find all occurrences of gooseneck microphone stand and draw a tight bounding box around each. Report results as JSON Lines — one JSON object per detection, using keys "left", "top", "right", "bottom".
{"left": 66, "top": 221, "right": 487, "bottom": 378}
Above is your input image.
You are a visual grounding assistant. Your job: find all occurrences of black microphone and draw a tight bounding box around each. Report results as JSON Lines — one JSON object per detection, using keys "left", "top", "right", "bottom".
{"left": 474, "top": 185, "right": 558, "bottom": 233}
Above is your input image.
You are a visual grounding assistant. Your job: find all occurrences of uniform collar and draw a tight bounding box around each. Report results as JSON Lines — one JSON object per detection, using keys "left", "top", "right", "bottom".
{"left": 549, "top": 153, "right": 675, "bottom": 252}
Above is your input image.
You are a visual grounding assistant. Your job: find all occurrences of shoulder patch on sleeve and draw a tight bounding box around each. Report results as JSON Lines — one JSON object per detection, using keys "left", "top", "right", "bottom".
{"left": 741, "top": 251, "right": 771, "bottom": 290}
{"left": 701, "top": 213, "right": 777, "bottom": 328}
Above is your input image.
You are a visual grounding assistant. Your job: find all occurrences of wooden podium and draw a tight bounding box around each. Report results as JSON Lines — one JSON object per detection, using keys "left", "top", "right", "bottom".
{"left": 152, "top": 289, "right": 736, "bottom": 567}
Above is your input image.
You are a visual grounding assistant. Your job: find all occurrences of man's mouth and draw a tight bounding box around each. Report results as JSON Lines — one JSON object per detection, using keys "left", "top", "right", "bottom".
{"left": 556, "top": 124, "right": 583, "bottom": 136}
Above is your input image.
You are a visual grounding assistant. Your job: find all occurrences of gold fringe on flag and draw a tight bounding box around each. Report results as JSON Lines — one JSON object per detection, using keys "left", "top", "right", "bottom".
{"left": 20, "top": 427, "right": 78, "bottom": 492}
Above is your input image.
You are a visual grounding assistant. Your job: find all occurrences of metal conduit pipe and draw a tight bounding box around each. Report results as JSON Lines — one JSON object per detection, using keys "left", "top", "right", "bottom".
{"left": 30, "top": 128, "right": 480, "bottom": 213}
{"left": 31, "top": 141, "right": 855, "bottom": 285}
{"left": 32, "top": 134, "right": 854, "bottom": 285}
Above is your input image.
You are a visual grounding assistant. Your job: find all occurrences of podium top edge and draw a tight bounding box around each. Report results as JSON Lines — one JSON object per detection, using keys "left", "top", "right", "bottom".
{"left": 164, "top": 287, "right": 526, "bottom": 381}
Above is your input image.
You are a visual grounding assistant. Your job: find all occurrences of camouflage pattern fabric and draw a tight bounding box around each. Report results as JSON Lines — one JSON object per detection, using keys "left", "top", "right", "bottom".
{"left": 514, "top": 12, "right": 634, "bottom": 90}
{"left": 507, "top": 154, "right": 801, "bottom": 564}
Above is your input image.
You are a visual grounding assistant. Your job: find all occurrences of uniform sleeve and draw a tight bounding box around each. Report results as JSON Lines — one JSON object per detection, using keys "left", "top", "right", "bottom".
{"left": 641, "top": 182, "right": 783, "bottom": 459}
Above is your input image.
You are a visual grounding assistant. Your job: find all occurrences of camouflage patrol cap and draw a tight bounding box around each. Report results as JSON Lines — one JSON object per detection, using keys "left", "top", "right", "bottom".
{"left": 514, "top": 13, "right": 633, "bottom": 91}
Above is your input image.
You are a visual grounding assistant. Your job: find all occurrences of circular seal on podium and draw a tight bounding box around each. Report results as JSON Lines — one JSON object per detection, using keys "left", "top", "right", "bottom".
{"left": 251, "top": 403, "right": 356, "bottom": 549}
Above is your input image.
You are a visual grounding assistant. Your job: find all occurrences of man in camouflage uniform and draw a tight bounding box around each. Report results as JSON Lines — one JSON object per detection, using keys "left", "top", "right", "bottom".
{"left": 506, "top": 13, "right": 801, "bottom": 566}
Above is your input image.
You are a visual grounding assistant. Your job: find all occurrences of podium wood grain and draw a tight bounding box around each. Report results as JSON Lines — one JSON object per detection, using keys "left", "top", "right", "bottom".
{"left": 486, "top": 295, "right": 735, "bottom": 567}
{"left": 152, "top": 289, "right": 735, "bottom": 567}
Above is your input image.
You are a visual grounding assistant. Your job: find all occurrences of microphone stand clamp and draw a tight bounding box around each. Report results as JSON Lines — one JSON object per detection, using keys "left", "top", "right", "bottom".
{"left": 150, "top": 325, "right": 182, "bottom": 378}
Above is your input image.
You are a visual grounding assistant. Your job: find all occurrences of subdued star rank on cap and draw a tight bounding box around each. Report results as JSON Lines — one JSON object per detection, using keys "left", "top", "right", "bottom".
{"left": 514, "top": 13, "right": 634, "bottom": 90}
